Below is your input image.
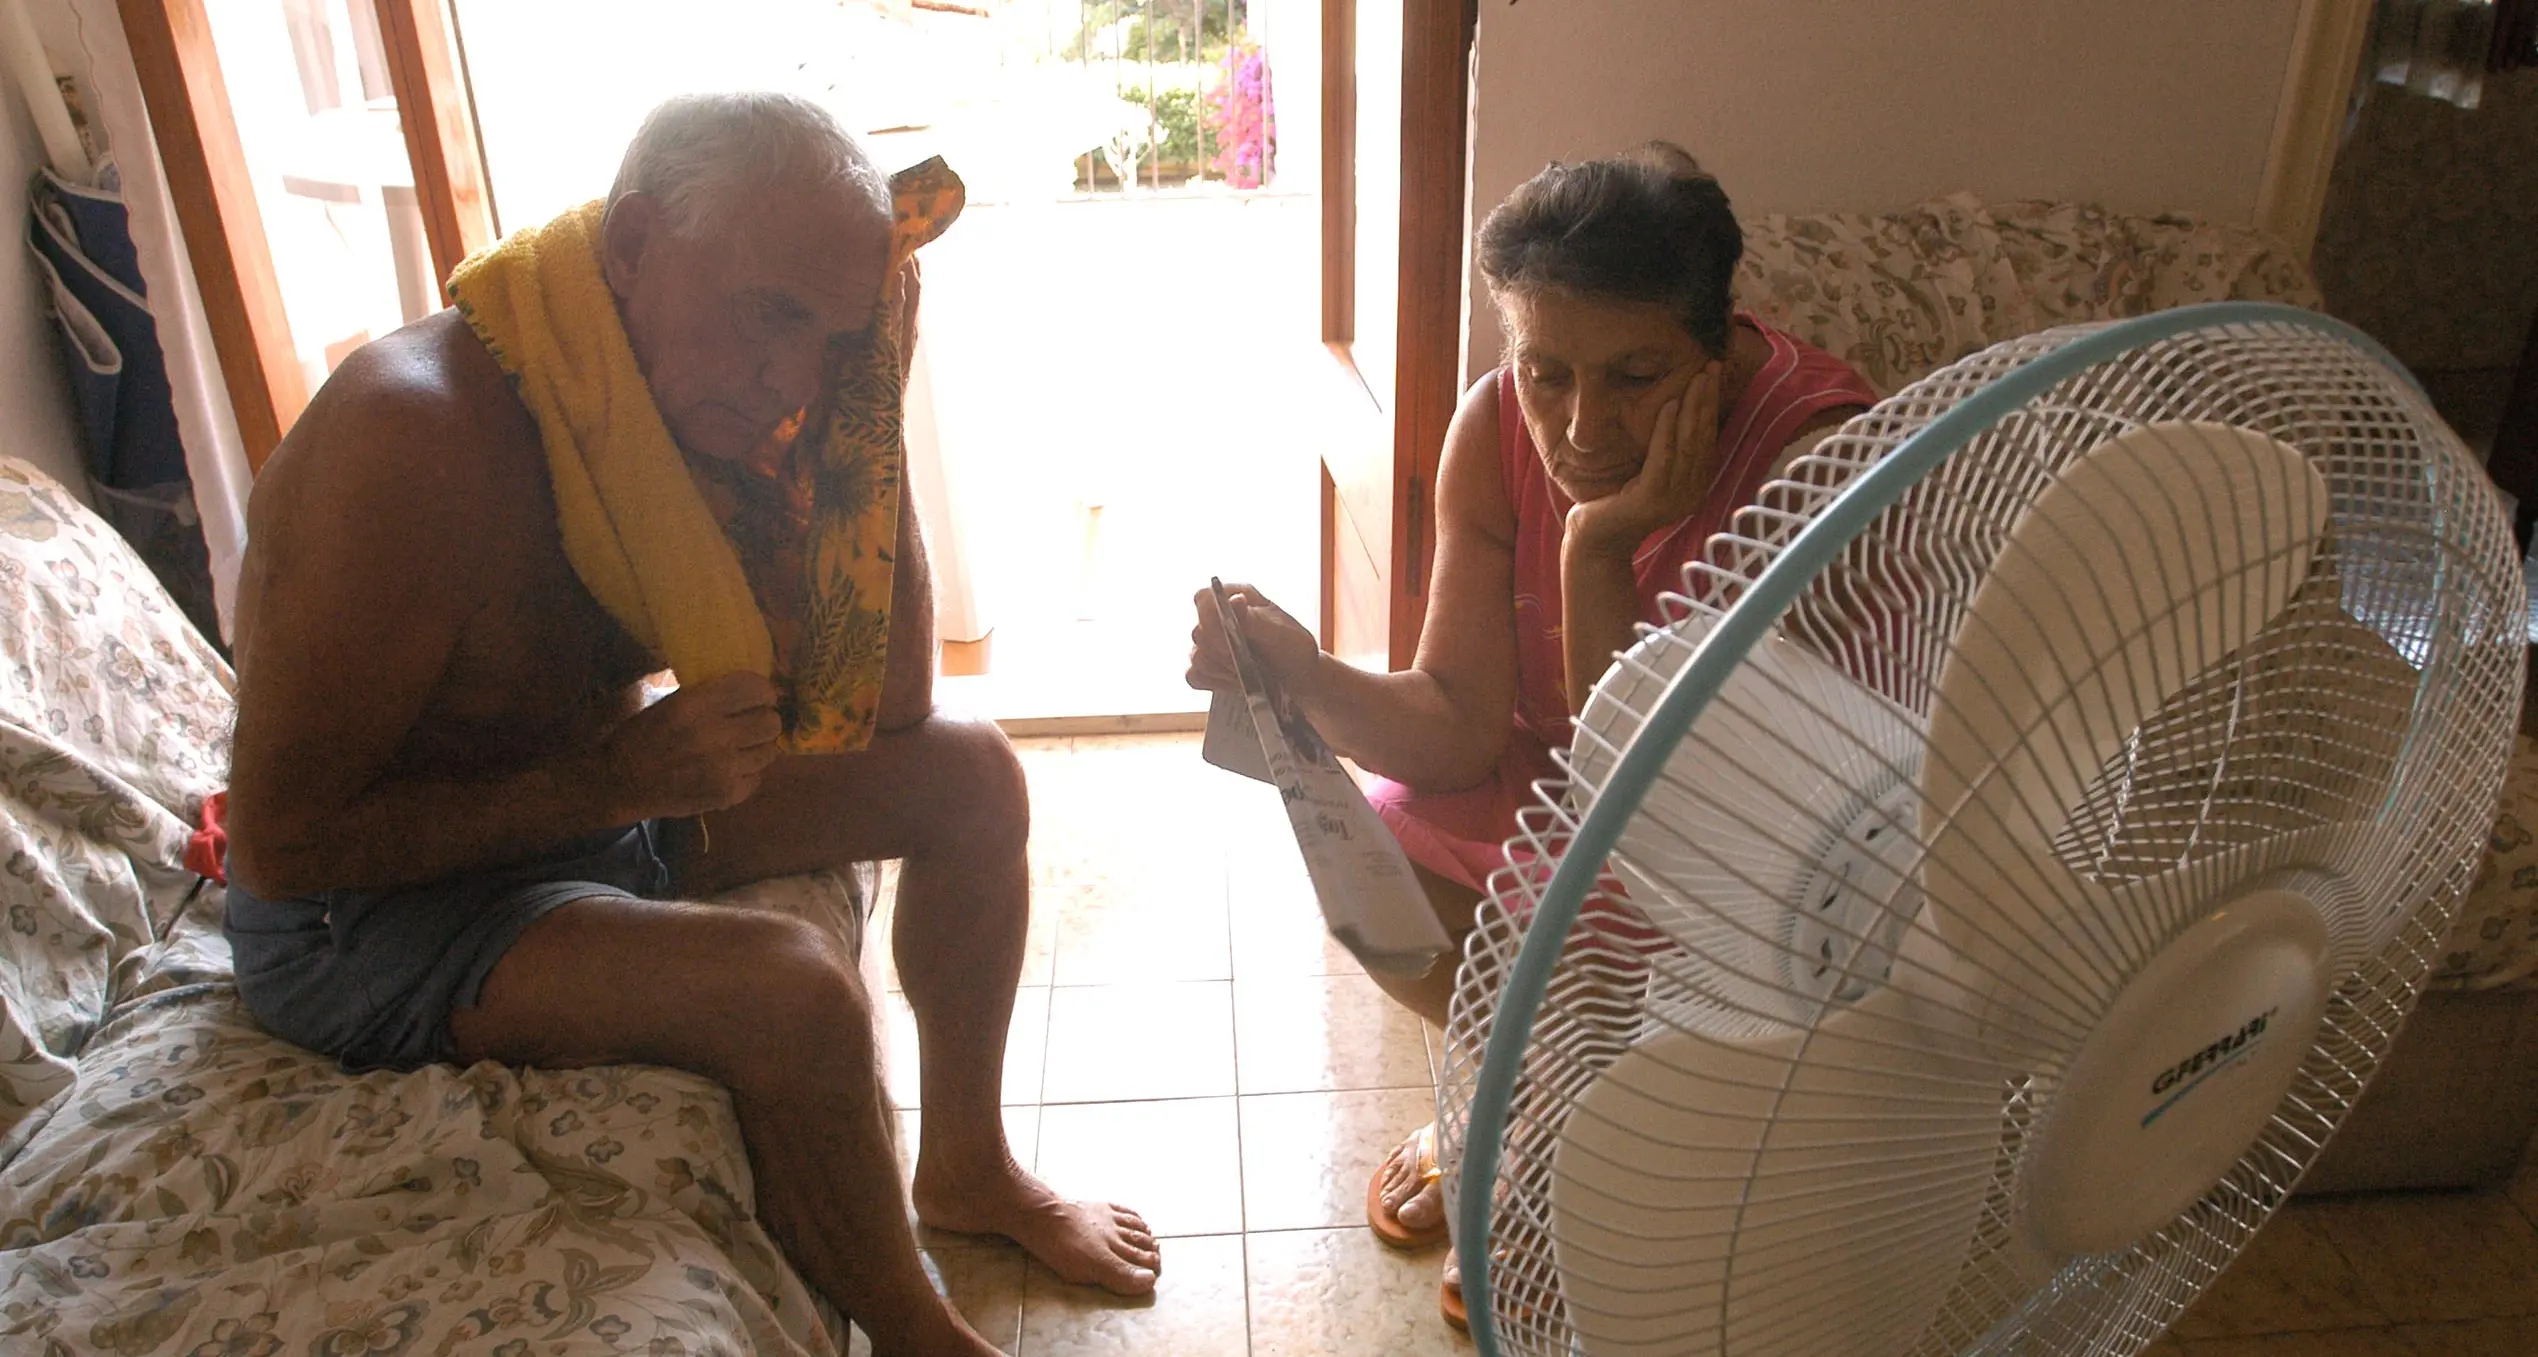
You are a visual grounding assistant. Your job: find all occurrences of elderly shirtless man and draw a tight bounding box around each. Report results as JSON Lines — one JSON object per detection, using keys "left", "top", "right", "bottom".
{"left": 221, "top": 94, "right": 1154, "bottom": 1357}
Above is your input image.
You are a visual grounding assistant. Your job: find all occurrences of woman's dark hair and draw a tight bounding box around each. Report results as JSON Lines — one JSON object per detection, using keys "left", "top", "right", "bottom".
{"left": 1476, "top": 142, "right": 1741, "bottom": 355}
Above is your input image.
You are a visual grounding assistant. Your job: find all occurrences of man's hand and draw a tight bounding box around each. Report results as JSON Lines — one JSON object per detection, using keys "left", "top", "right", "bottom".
{"left": 1186, "top": 583, "right": 1322, "bottom": 698}
{"left": 1565, "top": 359, "right": 1723, "bottom": 559}
{"left": 595, "top": 671, "right": 784, "bottom": 821}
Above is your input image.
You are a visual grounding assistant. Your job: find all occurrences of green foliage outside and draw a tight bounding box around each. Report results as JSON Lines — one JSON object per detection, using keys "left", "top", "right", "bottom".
{"left": 1127, "top": 85, "right": 1212, "bottom": 169}
{"left": 1065, "top": 0, "right": 1235, "bottom": 64}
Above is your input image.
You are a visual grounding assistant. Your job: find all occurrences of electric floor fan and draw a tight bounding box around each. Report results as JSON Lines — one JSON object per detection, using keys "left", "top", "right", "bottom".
{"left": 1438, "top": 303, "right": 2526, "bottom": 1357}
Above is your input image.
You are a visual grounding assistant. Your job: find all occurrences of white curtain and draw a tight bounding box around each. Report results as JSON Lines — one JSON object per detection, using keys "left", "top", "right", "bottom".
{"left": 29, "top": 0, "right": 254, "bottom": 641}
{"left": 903, "top": 327, "right": 985, "bottom": 644}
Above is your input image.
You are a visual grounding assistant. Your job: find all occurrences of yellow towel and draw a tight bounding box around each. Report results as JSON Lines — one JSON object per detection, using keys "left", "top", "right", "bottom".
{"left": 447, "top": 158, "right": 964, "bottom": 754}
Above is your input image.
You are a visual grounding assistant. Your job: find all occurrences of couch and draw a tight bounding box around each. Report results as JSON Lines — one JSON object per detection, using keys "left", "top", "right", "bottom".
{"left": 1736, "top": 190, "right": 2538, "bottom": 1194}
{"left": 1731, "top": 190, "right": 2327, "bottom": 397}
{"left": 0, "top": 453, "right": 871, "bottom": 1354}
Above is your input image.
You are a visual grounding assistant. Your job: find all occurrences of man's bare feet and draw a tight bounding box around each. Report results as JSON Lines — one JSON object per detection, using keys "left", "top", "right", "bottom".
{"left": 911, "top": 1154, "right": 1161, "bottom": 1296}
{"left": 1376, "top": 1123, "right": 1447, "bottom": 1241}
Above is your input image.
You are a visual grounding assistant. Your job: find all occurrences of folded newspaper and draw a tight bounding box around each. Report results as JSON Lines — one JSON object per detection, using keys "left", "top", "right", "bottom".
{"left": 1202, "top": 580, "right": 1453, "bottom": 976}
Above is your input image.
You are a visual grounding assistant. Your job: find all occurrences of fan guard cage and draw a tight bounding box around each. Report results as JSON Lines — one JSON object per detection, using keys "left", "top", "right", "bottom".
{"left": 1437, "top": 306, "right": 2525, "bottom": 1357}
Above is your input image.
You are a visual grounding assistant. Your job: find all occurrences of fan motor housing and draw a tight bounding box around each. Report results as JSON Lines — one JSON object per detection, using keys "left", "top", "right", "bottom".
{"left": 2017, "top": 888, "right": 2331, "bottom": 1259}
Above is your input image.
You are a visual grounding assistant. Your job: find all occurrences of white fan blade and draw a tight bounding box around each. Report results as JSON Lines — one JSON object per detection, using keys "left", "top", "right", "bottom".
{"left": 1918, "top": 422, "right": 2330, "bottom": 1042}
{"left": 2049, "top": 579, "right": 2420, "bottom": 971}
{"left": 1550, "top": 973, "right": 1999, "bottom": 1357}
{"left": 1575, "top": 617, "right": 1925, "bottom": 1031}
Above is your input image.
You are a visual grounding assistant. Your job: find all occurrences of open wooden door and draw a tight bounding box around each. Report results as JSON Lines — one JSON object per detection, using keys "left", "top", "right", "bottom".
{"left": 1319, "top": 0, "right": 1472, "bottom": 672}
{"left": 120, "top": 0, "right": 307, "bottom": 471}
{"left": 120, "top": 0, "right": 491, "bottom": 475}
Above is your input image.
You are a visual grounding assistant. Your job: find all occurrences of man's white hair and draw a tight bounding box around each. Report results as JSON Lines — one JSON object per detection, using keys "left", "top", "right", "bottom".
{"left": 608, "top": 92, "right": 889, "bottom": 238}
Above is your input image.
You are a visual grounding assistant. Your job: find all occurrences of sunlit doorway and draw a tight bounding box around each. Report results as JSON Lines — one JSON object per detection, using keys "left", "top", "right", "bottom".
{"left": 447, "top": 0, "right": 1326, "bottom": 727}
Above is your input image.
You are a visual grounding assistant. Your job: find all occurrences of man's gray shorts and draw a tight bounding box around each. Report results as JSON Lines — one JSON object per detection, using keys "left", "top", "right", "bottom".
{"left": 223, "top": 823, "right": 675, "bottom": 1071}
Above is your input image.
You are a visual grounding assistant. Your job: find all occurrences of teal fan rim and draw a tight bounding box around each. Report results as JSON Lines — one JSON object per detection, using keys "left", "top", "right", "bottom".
{"left": 1453, "top": 301, "right": 2426, "bottom": 1357}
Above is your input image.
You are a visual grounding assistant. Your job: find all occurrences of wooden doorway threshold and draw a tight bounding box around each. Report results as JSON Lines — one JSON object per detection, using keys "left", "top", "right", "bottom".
{"left": 989, "top": 710, "right": 1211, "bottom": 738}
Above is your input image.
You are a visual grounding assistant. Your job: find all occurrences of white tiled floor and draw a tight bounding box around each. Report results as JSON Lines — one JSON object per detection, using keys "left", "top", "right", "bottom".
{"left": 870, "top": 733, "right": 1472, "bottom": 1355}
{"left": 869, "top": 732, "right": 2538, "bottom": 1356}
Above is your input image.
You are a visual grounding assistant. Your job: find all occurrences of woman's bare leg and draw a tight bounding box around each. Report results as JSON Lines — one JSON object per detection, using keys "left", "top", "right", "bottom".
{"left": 1363, "top": 864, "right": 1482, "bottom": 1242}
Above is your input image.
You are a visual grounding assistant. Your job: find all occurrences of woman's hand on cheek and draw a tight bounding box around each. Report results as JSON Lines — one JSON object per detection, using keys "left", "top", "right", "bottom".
{"left": 1565, "top": 359, "right": 1722, "bottom": 558}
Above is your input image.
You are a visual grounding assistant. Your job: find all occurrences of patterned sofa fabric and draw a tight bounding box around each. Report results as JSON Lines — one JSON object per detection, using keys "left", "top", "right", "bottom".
{"left": 1986, "top": 198, "right": 2325, "bottom": 327}
{"left": 2438, "top": 734, "right": 2538, "bottom": 991}
{"left": 1734, "top": 192, "right": 2326, "bottom": 397}
{"left": 1733, "top": 192, "right": 2037, "bottom": 399}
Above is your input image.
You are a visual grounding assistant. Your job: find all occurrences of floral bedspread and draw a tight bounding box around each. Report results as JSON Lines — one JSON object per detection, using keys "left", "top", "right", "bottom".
{"left": 0, "top": 458, "right": 851, "bottom": 1355}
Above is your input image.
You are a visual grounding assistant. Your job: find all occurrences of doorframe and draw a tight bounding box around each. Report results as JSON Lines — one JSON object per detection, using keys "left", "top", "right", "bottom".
{"left": 122, "top": 0, "right": 489, "bottom": 474}
{"left": 146, "top": 0, "right": 1470, "bottom": 553}
{"left": 1319, "top": 0, "right": 1474, "bottom": 668}
{"left": 2254, "top": 0, "right": 2373, "bottom": 263}
{"left": 120, "top": 0, "right": 306, "bottom": 473}
{"left": 372, "top": 0, "right": 497, "bottom": 283}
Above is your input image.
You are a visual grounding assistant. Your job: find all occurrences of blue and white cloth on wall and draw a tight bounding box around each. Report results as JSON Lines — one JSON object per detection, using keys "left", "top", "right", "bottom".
{"left": 25, "top": 157, "right": 218, "bottom": 645}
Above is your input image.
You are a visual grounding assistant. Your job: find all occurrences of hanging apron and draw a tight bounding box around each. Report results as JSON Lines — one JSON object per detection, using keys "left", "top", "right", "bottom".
{"left": 25, "top": 157, "right": 219, "bottom": 646}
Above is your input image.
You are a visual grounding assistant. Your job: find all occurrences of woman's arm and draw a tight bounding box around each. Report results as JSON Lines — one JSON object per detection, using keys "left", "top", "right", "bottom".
{"left": 1562, "top": 394, "right": 1865, "bottom": 712}
{"left": 1561, "top": 363, "right": 1721, "bottom": 712}
{"left": 1191, "top": 376, "right": 1521, "bottom": 792}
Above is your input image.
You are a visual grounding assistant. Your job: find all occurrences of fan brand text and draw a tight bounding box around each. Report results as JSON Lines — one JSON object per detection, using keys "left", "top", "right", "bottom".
{"left": 2150, "top": 1009, "right": 2277, "bottom": 1098}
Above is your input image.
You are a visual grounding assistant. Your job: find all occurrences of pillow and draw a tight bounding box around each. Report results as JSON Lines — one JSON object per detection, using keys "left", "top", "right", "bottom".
{"left": 1986, "top": 199, "right": 2325, "bottom": 329}
{"left": 1734, "top": 192, "right": 2038, "bottom": 397}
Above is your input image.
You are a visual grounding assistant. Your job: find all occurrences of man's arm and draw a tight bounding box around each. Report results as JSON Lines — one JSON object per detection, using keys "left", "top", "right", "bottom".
{"left": 1190, "top": 374, "right": 1522, "bottom": 792}
{"left": 223, "top": 338, "right": 777, "bottom": 897}
{"left": 875, "top": 476, "right": 936, "bottom": 732}
{"left": 877, "top": 260, "right": 936, "bottom": 734}
{"left": 224, "top": 357, "right": 606, "bottom": 896}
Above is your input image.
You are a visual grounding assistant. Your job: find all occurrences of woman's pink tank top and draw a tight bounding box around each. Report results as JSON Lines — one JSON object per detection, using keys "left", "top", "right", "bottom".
{"left": 1500, "top": 314, "right": 1880, "bottom": 753}
{"left": 1366, "top": 314, "right": 1876, "bottom": 893}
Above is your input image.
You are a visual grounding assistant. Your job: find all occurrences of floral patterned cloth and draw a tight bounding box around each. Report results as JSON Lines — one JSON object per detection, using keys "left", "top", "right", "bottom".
{"left": 2436, "top": 734, "right": 2538, "bottom": 991}
{"left": 1734, "top": 192, "right": 2327, "bottom": 396}
{"left": 0, "top": 457, "right": 230, "bottom": 1136}
{"left": 0, "top": 457, "right": 864, "bottom": 1354}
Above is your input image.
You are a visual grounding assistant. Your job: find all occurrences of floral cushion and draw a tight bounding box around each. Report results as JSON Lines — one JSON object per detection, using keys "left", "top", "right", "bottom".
{"left": 2436, "top": 734, "right": 2538, "bottom": 992}
{"left": 0, "top": 873, "right": 867, "bottom": 1357}
{"left": 1986, "top": 198, "right": 2326, "bottom": 328}
{"left": 1735, "top": 192, "right": 2038, "bottom": 398}
{"left": 1735, "top": 192, "right": 2325, "bottom": 397}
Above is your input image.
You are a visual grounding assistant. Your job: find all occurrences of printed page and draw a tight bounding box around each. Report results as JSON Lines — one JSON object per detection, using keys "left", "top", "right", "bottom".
{"left": 1208, "top": 581, "right": 1452, "bottom": 975}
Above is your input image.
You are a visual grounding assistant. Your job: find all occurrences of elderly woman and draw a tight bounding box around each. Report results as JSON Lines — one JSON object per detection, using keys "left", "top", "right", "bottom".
{"left": 1188, "top": 142, "right": 1875, "bottom": 1327}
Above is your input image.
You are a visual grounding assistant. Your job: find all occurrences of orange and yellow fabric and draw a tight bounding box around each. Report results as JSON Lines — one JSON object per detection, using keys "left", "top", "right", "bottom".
{"left": 447, "top": 157, "right": 964, "bottom": 753}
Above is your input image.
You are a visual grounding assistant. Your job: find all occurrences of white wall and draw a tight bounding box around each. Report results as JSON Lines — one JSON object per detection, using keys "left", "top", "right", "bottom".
{"left": 0, "top": 52, "right": 87, "bottom": 499}
{"left": 1465, "top": 0, "right": 2307, "bottom": 374}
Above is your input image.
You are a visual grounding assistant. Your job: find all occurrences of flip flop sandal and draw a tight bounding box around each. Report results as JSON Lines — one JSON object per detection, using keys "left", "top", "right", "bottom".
{"left": 1442, "top": 1247, "right": 1530, "bottom": 1337}
{"left": 1366, "top": 1121, "right": 1450, "bottom": 1251}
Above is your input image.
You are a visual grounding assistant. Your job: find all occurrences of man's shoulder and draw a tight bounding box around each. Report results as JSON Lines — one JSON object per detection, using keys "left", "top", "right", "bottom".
{"left": 262, "top": 311, "right": 544, "bottom": 504}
